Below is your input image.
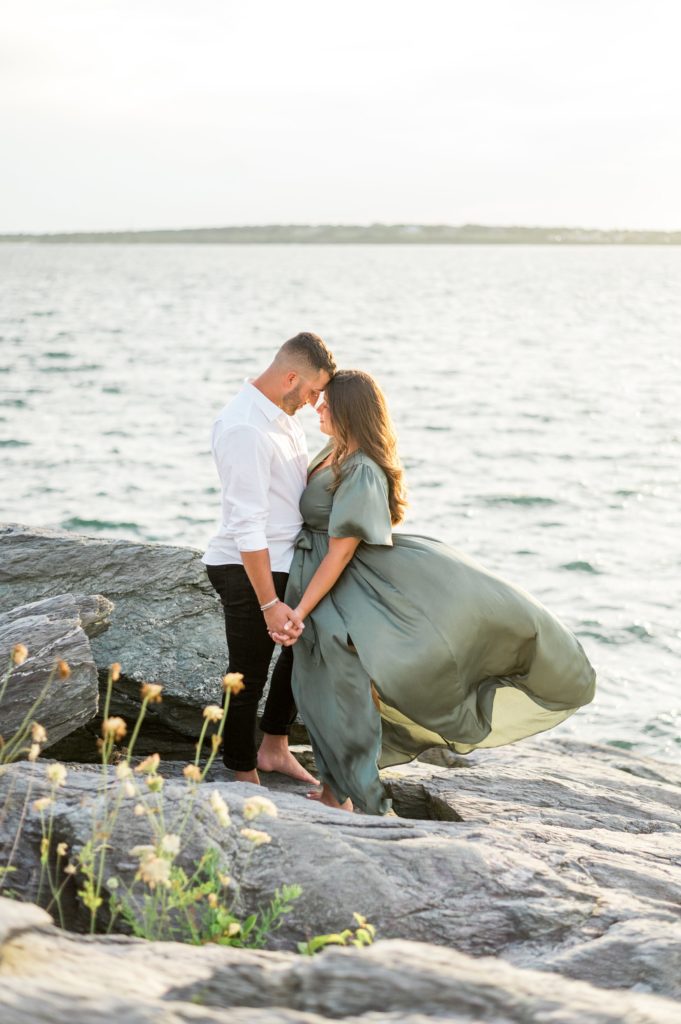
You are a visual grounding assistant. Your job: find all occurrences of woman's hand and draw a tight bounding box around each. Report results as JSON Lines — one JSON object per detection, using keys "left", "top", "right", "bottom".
{"left": 268, "top": 607, "right": 305, "bottom": 647}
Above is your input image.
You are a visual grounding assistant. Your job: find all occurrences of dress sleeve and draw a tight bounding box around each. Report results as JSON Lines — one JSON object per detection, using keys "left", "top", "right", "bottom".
{"left": 328, "top": 461, "right": 393, "bottom": 546}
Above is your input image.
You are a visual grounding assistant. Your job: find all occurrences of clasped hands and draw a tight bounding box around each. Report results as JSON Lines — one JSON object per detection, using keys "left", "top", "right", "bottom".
{"left": 264, "top": 601, "right": 305, "bottom": 647}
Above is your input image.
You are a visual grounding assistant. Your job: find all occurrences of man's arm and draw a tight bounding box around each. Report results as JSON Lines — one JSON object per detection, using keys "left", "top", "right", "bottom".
{"left": 241, "top": 549, "right": 303, "bottom": 636}
{"left": 216, "top": 425, "right": 302, "bottom": 635}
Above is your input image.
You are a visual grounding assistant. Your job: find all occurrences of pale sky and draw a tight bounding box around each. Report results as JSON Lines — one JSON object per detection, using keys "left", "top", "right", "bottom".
{"left": 2, "top": 0, "right": 680, "bottom": 233}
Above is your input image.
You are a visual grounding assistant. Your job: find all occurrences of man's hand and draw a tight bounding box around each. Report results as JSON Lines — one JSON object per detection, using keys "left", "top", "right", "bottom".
{"left": 264, "top": 601, "right": 304, "bottom": 645}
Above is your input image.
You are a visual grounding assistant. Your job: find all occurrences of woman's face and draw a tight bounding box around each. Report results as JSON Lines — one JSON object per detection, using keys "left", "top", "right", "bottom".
{"left": 317, "top": 398, "right": 335, "bottom": 437}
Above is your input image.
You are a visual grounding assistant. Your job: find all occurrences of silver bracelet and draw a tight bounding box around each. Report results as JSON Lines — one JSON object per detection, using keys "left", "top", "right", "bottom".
{"left": 260, "top": 597, "right": 280, "bottom": 612}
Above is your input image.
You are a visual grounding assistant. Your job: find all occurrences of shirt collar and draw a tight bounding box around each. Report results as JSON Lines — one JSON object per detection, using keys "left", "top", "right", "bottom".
{"left": 244, "top": 379, "right": 285, "bottom": 423}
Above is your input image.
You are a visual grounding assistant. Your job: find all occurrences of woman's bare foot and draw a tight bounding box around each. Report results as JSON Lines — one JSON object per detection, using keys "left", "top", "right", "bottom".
{"left": 307, "top": 783, "right": 353, "bottom": 812}
{"left": 256, "top": 734, "right": 319, "bottom": 785}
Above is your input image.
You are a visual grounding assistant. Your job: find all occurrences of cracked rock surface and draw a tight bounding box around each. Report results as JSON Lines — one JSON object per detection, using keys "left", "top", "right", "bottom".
{"left": 0, "top": 896, "right": 679, "bottom": 1024}
{"left": 1, "top": 737, "right": 679, "bottom": 999}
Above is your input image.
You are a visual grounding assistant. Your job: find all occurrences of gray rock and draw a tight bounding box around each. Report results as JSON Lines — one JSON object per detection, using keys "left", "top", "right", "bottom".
{"left": 0, "top": 896, "right": 678, "bottom": 1024}
{"left": 0, "top": 738, "right": 679, "bottom": 998}
{"left": 0, "top": 523, "right": 227, "bottom": 739}
{"left": 0, "top": 592, "right": 113, "bottom": 751}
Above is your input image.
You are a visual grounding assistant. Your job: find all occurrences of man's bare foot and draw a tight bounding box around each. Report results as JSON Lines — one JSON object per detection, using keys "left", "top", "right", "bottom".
{"left": 257, "top": 748, "right": 319, "bottom": 784}
{"left": 234, "top": 768, "right": 261, "bottom": 784}
{"left": 307, "top": 783, "right": 353, "bottom": 812}
{"left": 256, "top": 734, "right": 318, "bottom": 785}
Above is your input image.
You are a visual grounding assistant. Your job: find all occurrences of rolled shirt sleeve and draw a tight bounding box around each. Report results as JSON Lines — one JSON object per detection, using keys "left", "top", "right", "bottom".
{"left": 214, "top": 424, "right": 272, "bottom": 552}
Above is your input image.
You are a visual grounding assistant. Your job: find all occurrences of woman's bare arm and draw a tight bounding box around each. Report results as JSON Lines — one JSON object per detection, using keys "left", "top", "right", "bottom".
{"left": 273, "top": 536, "right": 360, "bottom": 645}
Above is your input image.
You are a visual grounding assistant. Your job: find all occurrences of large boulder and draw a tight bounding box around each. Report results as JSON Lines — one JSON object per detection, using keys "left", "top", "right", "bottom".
{"left": 0, "top": 896, "right": 678, "bottom": 1023}
{"left": 0, "top": 593, "right": 113, "bottom": 751}
{"left": 0, "top": 737, "right": 679, "bottom": 997}
{"left": 0, "top": 523, "right": 226, "bottom": 740}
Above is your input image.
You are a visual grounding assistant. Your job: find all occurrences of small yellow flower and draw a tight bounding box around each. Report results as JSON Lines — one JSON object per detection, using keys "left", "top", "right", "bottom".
{"left": 110, "top": 663, "right": 121, "bottom": 682}
{"left": 124, "top": 782, "right": 136, "bottom": 798}
{"left": 33, "top": 797, "right": 53, "bottom": 812}
{"left": 31, "top": 722, "right": 47, "bottom": 744}
{"left": 160, "top": 833, "right": 180, "bottom": 856}
{"left": 133, "top": 803, "right": 146, "bottom": 816}
{"left": 57, "top": 660, "right": 71, "bottom": 679}
{"left": 64, "top": 863, "right": 77, "bottom": 875}
{"left": 183, "top": 764, "right": 202, "bottom": 783}
{"left": 130, "top": 843, "right": 155, "bottom": 858}
{"left": 209, "top": 790, "right": 231, "bottom": 827}
{"left": 56, "top": 842, "right": 68, "bottom": 857}
{"left": 101, "top": 717, "right": 127, "bottom": 742}
{"left": 134, "top": 752, "right": 160, "bottom": 774}
{"left": 222, "top": 672, "right": 245, "bottom": 695}
{"left": 141, "top": 682, "right": 163, "bottom": 703}
{"left": 207, "top": 893, "right": 218, "bottom": 908}
{"left": 146, "top": 774, "right": 164, "bottom": 792}
{"left": 115, "top": 761, "right": 132, "bottom": 780}
{"left": 227, "top": 922, "right": 241, "bottom": 937}
{"left": 28, "top": 743, "right": 41, "bottom": 762}
{"left": 46, "top": 763, "right": 67, "bottom": 787}
{"left": 136, "top": 854, "right": 171, "bottom": 890}
{"left": 12, "top": 643, "right": 28, "bottom": 665}
{"left": 218, "top": 873, "right": 231, "bottom": 887}
{"left": 203, "top": 704, "right": 223, "bottom": 723}
{"left": 239, "top": 828, "right": 272, "bottom": 846}
{"left": 242, "top": 796, "right": 278, "bottom": 821}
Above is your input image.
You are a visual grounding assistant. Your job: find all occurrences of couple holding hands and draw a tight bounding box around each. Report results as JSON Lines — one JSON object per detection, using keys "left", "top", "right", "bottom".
{"left": 203, "top": 332, "right": 595, "bottom": 815}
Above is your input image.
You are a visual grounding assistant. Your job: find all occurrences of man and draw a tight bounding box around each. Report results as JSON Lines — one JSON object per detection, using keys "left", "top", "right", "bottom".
{"left": 203, "top": 332, "right": 336, "bottom": 784}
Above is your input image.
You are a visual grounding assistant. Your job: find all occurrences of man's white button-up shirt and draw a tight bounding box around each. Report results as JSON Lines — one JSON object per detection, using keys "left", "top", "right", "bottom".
{"left": 202, "top": 382, "right": 308, "bottom": 572}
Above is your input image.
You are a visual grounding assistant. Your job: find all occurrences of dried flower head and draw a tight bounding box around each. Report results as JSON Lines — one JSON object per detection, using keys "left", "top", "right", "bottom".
{"left": 56, "top": 842, "right": 68, "bottom": 857}
{"left": 160, "top": 833, "right": 180, "bottom": 857}
{"left": 141, "top": 682, "right": 163, "bottom": 703}
{"left": 203, "top": 704, "right": 223, "bottom": 723}
{"left": 101, "top": 717, "right": 127, "bottom": 742}
{"left": 222, "top": 672, "right": 245, "bottom": 695}
{"left": 133, "top": 803, "right": 146, "bottom": 816}
{"left": 239, "top": 828, "right": 272, "bottom": 846}
{"left": 28, "top": 743, "right": 41, "bottom": 762}
{"left": 64, "top": 863, "right": 77, "bottom": 876}
{"left": 146, "top": 774, "right": 164, "bottom": 792}
{"left": 46, "top": 763, "right": 67, "bottom": 787}
{"left": 110, "top": 663, "right": 121, "bottom": 682}
{"left": 242, "top": 796, "right": 278, "bottom": 821}
{"left": 183, "top": 764, "right": 202, "bottom": 783}
{"left": 57, "top": 660, "right": 71, "bottom": 679}
{"left": 134, "top": 753, "right": 160, "bottom": 774}
{"left": 12, "top": 643, "right": 28, "bottom": 665}
{"left": 33, "top": 797, "right": 53, "bottom": 813}
{"left": 124, "top": 782, "right": 136, "bottom": 798}
{"left": 209, "top": 790, "right": 231, "bottom": 827}
{"left": 136, "top": 853, "right": 171, "bottom": 890}
{"left": 31, "top": 722, "right": 47, "bottom": 744}
{"left": 115, "top": 761, "right": 132, "bottom": 780}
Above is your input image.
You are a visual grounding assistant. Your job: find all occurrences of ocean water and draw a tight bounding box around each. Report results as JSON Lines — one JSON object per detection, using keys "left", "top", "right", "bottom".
{"left": 1, "top": 242, "right": 680, "bottom": 762}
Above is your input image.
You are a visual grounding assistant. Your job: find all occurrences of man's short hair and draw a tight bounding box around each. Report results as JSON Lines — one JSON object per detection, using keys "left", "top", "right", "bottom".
{"left": 276, "top": 332, "right": 336, "bottom": 377}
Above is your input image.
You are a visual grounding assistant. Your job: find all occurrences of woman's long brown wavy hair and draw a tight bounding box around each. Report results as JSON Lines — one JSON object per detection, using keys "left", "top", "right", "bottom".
{"left": 325, "top": 370, "right": 407, "bottom": 525}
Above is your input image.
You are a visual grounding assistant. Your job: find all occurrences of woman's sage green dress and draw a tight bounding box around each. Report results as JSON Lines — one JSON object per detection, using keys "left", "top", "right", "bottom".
{"left": 286, "top": 444, "right": 596, "bottom": 815}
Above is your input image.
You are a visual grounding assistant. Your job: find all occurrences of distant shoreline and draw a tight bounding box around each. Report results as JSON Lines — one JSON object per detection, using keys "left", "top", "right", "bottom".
{"left": 2, "top": 224, "right": 680, "bottom": 245}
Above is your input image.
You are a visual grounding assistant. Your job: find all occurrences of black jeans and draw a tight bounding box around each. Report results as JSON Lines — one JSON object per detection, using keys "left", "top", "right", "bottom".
{"left": 206, "top": 563, "right": 296, "bottom": 771}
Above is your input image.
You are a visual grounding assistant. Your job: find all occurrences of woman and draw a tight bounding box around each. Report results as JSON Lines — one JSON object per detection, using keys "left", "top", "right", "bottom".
{"left": 280, "top": 370, "right": 596, "bottom": 815}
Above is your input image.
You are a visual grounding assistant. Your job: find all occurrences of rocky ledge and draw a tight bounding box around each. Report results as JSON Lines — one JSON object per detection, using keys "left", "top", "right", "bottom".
{"left": 0, "top": 895, "right": 679, "bottom": 1024}
{"left": 1, "top": 522, "right": 679, "bottom": 1019}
